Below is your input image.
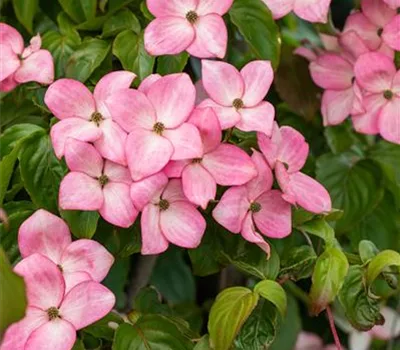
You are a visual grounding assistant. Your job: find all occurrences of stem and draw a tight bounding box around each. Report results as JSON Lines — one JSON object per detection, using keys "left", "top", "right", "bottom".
{"left": 326, "top": 305, "right": 342, "bottom": 350}
{"left": 284, "top": 281, "right": 310, "bottom": 306}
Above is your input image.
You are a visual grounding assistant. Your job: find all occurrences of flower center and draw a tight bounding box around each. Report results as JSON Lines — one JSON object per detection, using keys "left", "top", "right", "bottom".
{"left": 383, "top": 90, "right": 393, "bottom": 100}
{"left": 192, "top": 158, "right": 202, "bottom": 164}
{"left": 377, "top": 27, "right": 383, "bottom": 37}
{"left": 47, "top": 307, "right": 60, "bottom": 321}
{"left": 153, "top": 122, "right": 165, "bottom": 135}
{"left": 98, "top": 174, "right": 109, "bottom": 187}
{"left": 250, "top": 202, "right": 262, "bottom": 213}
{"left": 397, "top": 7, "right": 400, "bottom": 14}
{"left": 57, "top": 264, "right": 63, "bottom": 272}
{"left": 232, "top": 98, "right": 244, "bottom": 110}
{"left": 90, "top": 112, "right": 104, "bottom": 126}
{"left": 159, "top": 199, "right": 170, "bottom": 211}
{"left": 186, "top": 11, "right": 199, "bottom": 24}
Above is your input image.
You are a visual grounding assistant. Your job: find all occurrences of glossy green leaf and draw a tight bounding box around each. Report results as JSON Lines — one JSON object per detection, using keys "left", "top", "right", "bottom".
{"left": 134, "top": 287, "right": 171, "bottom": 315}
{"left": 309, "top": 247, "right": 349, "bottom": 315}
{"left": 19, "top": 132, "right": 66, "bottom": 213}
{"left": 58, "top": 0, "right": 96, "bottom": 23}
{"left": 366, "top": 250, "right": 400, "bottom": 287}
{"left": 338, "top": 266, "right": 382, "bottom": 331}
{"left": 0, "top": 147, "right": 19, "bottom": 206}
{"left": 229, "top": 0, "right": 281, "bottom": 69}
{"left": 297, "top": 218, "right": 335, "bottom": 245}
{"left": 254, "top": 280, "right": 287, "bottom": 317}
{"left": 83, "top": 312, "right": 124, "bottom": 341}
{"left": 358, "top": 240, "right": 379, "bottom": 264}
{"left": 113, "top": 30, "right": 155, "bottom": 83}
{"left": 324, "top": 122, "right": 361, "bottom": 154}
{"left": 12, "top": 0, "right": 38, "bottom": 32}
{"left": 66, "top": 38, "right": 111, "bottom": 82}
{"left": 60, "top": 210, "right": 100, "bottom": 239}
{"left": 157, "top": 53, "right": 189, "bottom": 75}
{"left": 279, "top": 245, "right": 317, "bottom": 281}
{"left": 194, "top": 335, "right": 211, "bottom": 350}
{"left": 112, "top": 315, "right": 194, "bottom": 350}
{"left": 0, "top": 246, "right": 27, "bottom": 336}
{"left": 317, "top": 153, "right": 383, "bottom": 232}
{"left": 208, "top": 287, "right": 259, "bottom": 350}
{"left": 102, "top": 9, "right": 141, "bottom": 37}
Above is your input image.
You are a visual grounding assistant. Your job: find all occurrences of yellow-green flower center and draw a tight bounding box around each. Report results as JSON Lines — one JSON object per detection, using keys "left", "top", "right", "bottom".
{"left": 250, "top": 202, "right": 262, "bottom": 213}
{"left": 186, "top": 11, "right": 199, "bottom": 24}
{"left": 233, "top": 98, "right": 244, "bottom": 110}
{"left": 153, "top": 122, "right": 165, "bottom": 135}
{"left": 159, "top": 199, "right": 170, "bottom": 211}
{"left": 90, "top": 112, "right": 104, "bottom": 126}
{"left": 98, "top": 174, "right": 109, "bottom": 187}
{"left": 47, "top": 307, "right": 60, "bottom": 321}
{"left": 383, "top": 90, "right": 393, "bottom": 100}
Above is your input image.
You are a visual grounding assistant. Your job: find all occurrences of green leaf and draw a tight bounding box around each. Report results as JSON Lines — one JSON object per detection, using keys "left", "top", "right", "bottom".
{"left": 254, "top": 280, "right": 287, "bottom": 317}
{"left": 309, "top": 247, "right": 349, "bottom": 315}
{"left": 208, "top": 287, "right": 259, "bottom": 350}
{"left": 366, "top": 250, "right": 400, "bottom": 287}
{"left": 317, "top": 152, "right": 383, "bottom": 232}
{"left": 358, "top": 240, "right": 379, "bottom": 264}
{"left": 234, "top": 300, "right": 279, "bottom": 349}
{"left": 150, "top": 248, "right": 196, "bottom": 304}
{"left": 134, "top": 287, "right": 171, "bottom": 315}
{"left": 279, "top": 245, "right": 317, "bottom": 281}
{"left": 274, "top": 45, "right": 320, "bottom": 121}
{"left": 297, "top": 218, "right": 335, "bottom": 245}
{"left": 324, "top": 122, "right": 361, "bottom": 154}
{"left": 83, "top": 312, "right": 123, "bottom": 341}
{"left": 0, "top": 246, "right": 27, "bottom": 336}
{"left": 102, "top": 9, "right": 141, "bottom": 38}
{"left": 60, "top": 210, "right": 100, "bottom": 239}
{"left": 112, "top": 30, "right": 155, "bottom": 83}
{"left": 157, "top": 53, "right": 189, "bottom": 75}
{"left": 229, "top": 0, "right": 281, "bottom": 70}
{"left": 19, "top": 132, "right": 66, "bottom": 213}
{"left": 0, "top": 146, "right": 19, "bottom": 206}
{"left": 58, "top": 0, "right": 96, "bottom": 23}
{"left": 194, "top": 335, "right": 211, "bottom": 350}
{"left": 66, "top": 38, "right": 111, "bottom": 82}
{"left": 338, "top": 266, "right": 382, "bottom": 331}
{"left": 12, "top": 0, "right": 38, "bottom": 32}
{"left": 112, "top": 315, "right": 194, "bottom": 350}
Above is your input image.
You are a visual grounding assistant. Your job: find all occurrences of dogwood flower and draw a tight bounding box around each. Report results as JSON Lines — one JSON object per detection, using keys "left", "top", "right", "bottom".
{"left": 213, "top": 151, "right": 292, "bottom": 256}
{"left": 261, "top": 0, "right": 332, "bottom": 23}
{"left": 294, "top": 332, "right": 337, "bottom": 350}
{"left": 130, "top": 174, "right": 206, "bottom": 255}
{"left": 0, "top": 254, "right": 115, "bottom": 350}
{"left": 383, "top": 0, "right": 400, "bottom": 9}
{"left": 258, "top": 124, "right": 332, "bottom": 214}
{"left": 354, "top": 52, "right": 400, "bottom": 144}
{"left": 45, "top": 71, "right": 136, "bottom": 165}
{"left": 199, "top": 60, "right": 275, "bottom": 134}
{"left": 164, "top": 107, "right": 257, "bottom": 209}
{"left": 0, "top": 23, "right": 54, "bottom": 92}
{"left": 382, "top": 15, "right": 400, "bottom": 51}
{"left": 107, "top": 73, "right": 203, "bottom": 181}
{"left": 18, "top": 209, "right": 114, "bottom": 293}
{"left": 59, "top": 138, "right": 138, "bottom": 228}
{"left": 144, "top": 0, "right": 233, "bottom": 58}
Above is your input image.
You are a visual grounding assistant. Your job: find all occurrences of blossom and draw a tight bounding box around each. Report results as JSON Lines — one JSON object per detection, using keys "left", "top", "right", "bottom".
{"left": 294, "top": 332, "right": 337, "bottom": 350}
{"left": 261, "top": 0, "right": 332, "bottom": 23}
{"left": 0, "top": 254, "right": 115, "bottom": 350}
{"left": 164, "top": 107, "right": 257, "bottom": 209}
{"left": 353, "top": 52, "right": 400, "bottom": 144}
{"left": 258, "top": 124, "right": 332, "bottom": 214}
{"left": 45, "top": 71, "right": 136, "bottom": 164}
{"left": 199, "top": 60, "right": 275, "bottom": 134}
{"left": 213, "top": 151, "right": 292, "bottom": 256}
{"left": 144, "top": 0, "right": 233, "bottom": 58}
{"left": 0, "top": 23, "right": 54, "bottom": 92}
{"left": 382, "top": 15, "right": 400, "bottom": 51}
{"left": 59, "top": 138, "right": 138, "bottom": 227}
{"left": 130, "top": 174, "right": 206, "bottom": 255}
{"left": 383, "top": 0, "right": 400, "bottom": 9}
{"left": 107, "top": 73, "right": 202, "bottom": 181}
{"left": 18, "top": 209, "right": 114, "bottom": 292}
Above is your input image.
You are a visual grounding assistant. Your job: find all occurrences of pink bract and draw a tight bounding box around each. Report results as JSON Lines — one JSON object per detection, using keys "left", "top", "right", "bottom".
{"left": 107, "top": 73, "right": 203, "bottom": 181}
{"left": 1, "top": 254, "right": 115, "bottom": 350}
{"left": 261, "top": 0, "right": 332, "bottom": 23}
{"left": 258, "top": 123, "right": 332, "bottom": 214}
{"left": 213, "top": 151, "right": 292, "bottom": 256}
{"left": 18, "top": 209, "right": 114, "bottom": 293}
{"left": 45, "top": 71, "right": 136, "bottom": 164}
{"left": 0, "top": 23, "right": 54, "bottom": 92}
{"left": 144, "top": 0, "right": 233, "bottom": 58}
{"left": 130, "top": 175, "right": 206, "bottom": 255}
{"left": 199, "top": 60, "right": 275, "bottom": 133}
{"left": 164, "top": 107, "right": 257, "bottom": 209}
{"left": 59, "top": 138, "right": 138, "bottom": 227}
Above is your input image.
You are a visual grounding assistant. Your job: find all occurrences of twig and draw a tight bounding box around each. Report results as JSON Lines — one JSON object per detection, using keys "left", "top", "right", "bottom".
{"left": 326, "top": 305, "right": 342, "bottom": 350}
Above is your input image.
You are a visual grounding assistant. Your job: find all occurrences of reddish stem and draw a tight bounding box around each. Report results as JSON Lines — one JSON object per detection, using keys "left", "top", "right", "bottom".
{"left": 326, "top": 305, "right": 342, "bottom": 350}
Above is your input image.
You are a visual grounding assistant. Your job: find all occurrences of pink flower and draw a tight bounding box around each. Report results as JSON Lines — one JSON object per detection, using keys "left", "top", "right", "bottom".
{"left": 107, "top": 73, "right": 203, "bottom": 181}
{"left": 258, "top": 124, "right": 332, "bottom": 214}
{"left": 0, "top": 23, "right": 54, "bottom": 92}
{"left": 353, "top": 52, "right": 400, "bottom": 144}
{"left": 144, "top": 0, "right": 233, "bottom": 58}
{"left": 382, "top": 15, "right": 400, "bottom": 51}
{"left": 45, "top": 71, "right": 136, "bottom": 165}
{"left": 295, "top": 332, "right": 337, "bottom": 350}
{"left": 261, "top": 0, "right": 332, "bottom": 23}
{"left": 199, "top": 60, "right": 275, "bottom": 134}
{"left": 18, "top": 209, "right": 114, "bottom": 293}
{"left": 130, "top": 174, "right": 206, "bottom": 255}
{"left": 383, "top": 0, "right": 400, "bottom": 9}
{"left": 1, "top": 254, "right": 115, "bottom": 350}
{"left": 164, "top": 107, "right": 257, "bottom": 209}
{"left": 59, "top": 138, "right": 138, "bottom": 228}
{"left": 213, "top": 151, "right": 292, "bottom": 256}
